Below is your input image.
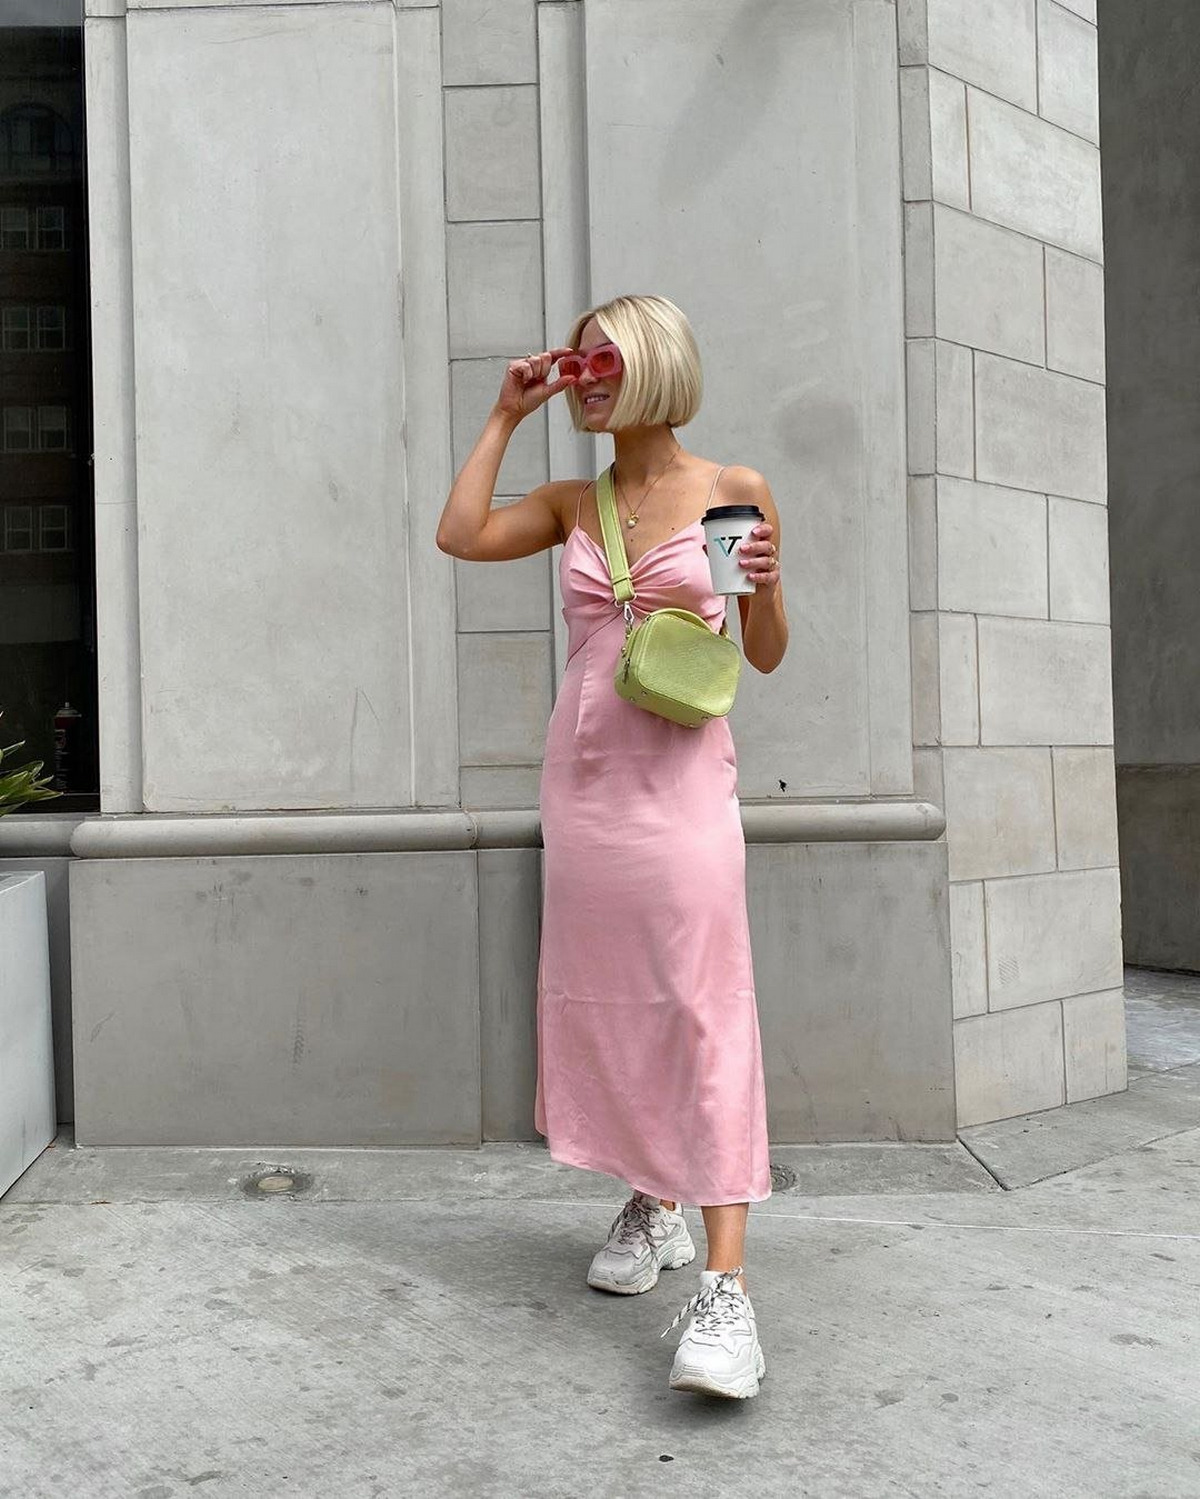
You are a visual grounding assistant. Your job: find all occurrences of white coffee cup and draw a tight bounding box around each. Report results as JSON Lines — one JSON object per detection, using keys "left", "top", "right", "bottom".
{"left": 702, "top": 505, "right": 765, "bottom": 595}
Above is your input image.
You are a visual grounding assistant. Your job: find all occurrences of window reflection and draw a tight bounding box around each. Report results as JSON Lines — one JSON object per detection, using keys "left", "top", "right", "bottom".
{"left": 0, "top": 1, "right": 96, "bottom": 804}
{"left": 2, "top": 102, "right": 76, "bottom": 176}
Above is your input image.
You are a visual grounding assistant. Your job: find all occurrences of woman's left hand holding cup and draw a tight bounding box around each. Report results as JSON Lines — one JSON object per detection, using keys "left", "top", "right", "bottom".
{"left": 739, "top": 524, "right": 781, "bottom": 593}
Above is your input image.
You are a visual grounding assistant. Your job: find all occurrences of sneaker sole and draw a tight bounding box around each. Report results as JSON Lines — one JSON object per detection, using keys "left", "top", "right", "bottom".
{"left": 669, "top": 1348, "right": 766, "bottom": 1400}
{"left": 586, "top": 1238, "right": 696, "bottom": 1295}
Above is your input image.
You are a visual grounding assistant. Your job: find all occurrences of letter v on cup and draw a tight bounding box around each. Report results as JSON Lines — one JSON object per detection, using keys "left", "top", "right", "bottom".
{"left": 702, "top": 504, "right": 765, "bottom": 595}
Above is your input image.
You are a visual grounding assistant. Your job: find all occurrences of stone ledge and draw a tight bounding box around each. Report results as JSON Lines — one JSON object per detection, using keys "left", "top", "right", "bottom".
{"left": 0, "top": 800, "right": 947, "bottom": 859}
{"left": 0, "top": 814, "right": 87, "bottom": 857}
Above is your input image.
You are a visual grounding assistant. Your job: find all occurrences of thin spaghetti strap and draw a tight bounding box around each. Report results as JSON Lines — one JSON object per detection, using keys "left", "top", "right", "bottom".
{"left": 705, "top": 464, "right": 727, "bottom": 507}
{"left": 575, "top": 479, "right": 589, "bottom": 528}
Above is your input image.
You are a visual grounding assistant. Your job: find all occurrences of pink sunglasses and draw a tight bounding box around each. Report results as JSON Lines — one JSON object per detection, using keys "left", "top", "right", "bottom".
{"left": 556, "top": 342, "right": 623, "bottom": 381}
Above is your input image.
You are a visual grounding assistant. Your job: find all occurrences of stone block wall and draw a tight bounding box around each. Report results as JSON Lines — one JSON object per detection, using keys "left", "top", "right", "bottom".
{"left": 440, "top": 0, "right": 915, "bottom": 809}
{"left": 440, "top": 0, "right": 557, "bottom": 810}
{"left": 899, "top": 0, "right": 1126, "bottom": 1126}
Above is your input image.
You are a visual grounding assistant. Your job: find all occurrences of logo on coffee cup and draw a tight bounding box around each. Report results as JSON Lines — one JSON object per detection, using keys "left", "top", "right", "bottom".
{"left": 715, "top": 537, "right": 741, "bottom": 556}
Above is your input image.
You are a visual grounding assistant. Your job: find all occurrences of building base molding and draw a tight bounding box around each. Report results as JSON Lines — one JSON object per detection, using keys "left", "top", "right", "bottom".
{"left": 0, "top": 799, "right": 946, "bottom": 863}
{"left": 66, "top": 837, "right": 954, "bottom": 1148}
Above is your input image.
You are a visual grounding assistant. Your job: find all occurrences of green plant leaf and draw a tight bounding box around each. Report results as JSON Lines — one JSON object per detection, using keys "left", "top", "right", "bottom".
{"left": 0, "top": 711, "right": 62, "bottom": 815}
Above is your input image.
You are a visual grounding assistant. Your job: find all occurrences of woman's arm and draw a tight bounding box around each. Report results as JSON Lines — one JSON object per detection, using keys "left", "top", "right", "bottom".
{"left": 727, "top": 468, "right": 788, "bottom": 674}
{"left": 436, "top": 349, "right": 578, "bottom": 562}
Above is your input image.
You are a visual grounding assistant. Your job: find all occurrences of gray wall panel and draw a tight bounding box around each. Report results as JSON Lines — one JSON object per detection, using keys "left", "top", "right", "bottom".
{"left": 63, "top": 835, "right": 953, "bottom": 1147}
{"left": 478, "top": 848, "right": 542, "bottom": 1141}
{"left": 749, "top": 840, "right": 956, "bottom": 1141}
{"left": 125, "top": 5, "right": 413, "bottom": 811}
{"left": 580, "top": 0, "right": 910, "bottom": 800}
{"left": 70, "top": 852, "right": 480, "bottom": 1145}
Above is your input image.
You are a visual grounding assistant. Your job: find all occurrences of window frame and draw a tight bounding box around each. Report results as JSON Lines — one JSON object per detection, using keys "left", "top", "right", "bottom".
{"left": 3, "top": 504, "right": 35, "bottom": 552}
{"left": 2, "top": 305, "right": 32, "bottom": 351}
{"left": 36, "top": 205, "right": 66, "bottom": 250}
{"left": 2, "top": 406, "right": 34, "bottom": 452}
{"left": 1, "top": 205, "right": 31, "bottom": 249}
{"left": 35, "top": 304, "right": 67, "bottom": 351}
{"left": 36, "top": 404, "right": 70, "bottom": 452}
{"left": 38, "top": 503, "right": 71, "bottom": 552}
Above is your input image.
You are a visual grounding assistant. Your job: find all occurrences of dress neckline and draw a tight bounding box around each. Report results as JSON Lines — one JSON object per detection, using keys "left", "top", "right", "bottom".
{"left": 569, "top": 518, "right": 704, "bottom": 571}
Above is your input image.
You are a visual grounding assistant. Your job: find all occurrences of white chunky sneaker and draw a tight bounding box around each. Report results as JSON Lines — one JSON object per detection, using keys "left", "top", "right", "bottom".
{"left": 662, "top": 1266, "right": 766, "bottom": 1399}
{"left": 586, "top": 1192, "right": 696, "bottom": 1294}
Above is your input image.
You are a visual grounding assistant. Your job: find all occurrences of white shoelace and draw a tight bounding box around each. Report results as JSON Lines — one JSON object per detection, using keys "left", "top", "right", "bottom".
{"left": 612, "top": 1192, "right": 659, "bottom": 1248}
{"left": 661, "top": 1265, "right": 747, "bottom": 1339}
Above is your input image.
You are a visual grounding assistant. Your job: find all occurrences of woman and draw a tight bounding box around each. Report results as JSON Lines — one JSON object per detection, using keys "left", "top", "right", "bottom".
{"left": 437, "top": 294, "right": 788, "bottom": 1400}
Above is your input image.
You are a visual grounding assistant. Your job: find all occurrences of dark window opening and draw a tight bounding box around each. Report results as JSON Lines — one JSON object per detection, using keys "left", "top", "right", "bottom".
{"left": 0, "top": 3, "right": 98, "bottom": 809}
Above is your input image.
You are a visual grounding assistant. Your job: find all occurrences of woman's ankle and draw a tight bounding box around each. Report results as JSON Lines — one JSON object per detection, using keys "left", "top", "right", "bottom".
{"left": 660, "top": 1199, "right": 677, "bottom": 1212}
{"left": 705, "top": 1263, "right": 748, "bottom": 1293}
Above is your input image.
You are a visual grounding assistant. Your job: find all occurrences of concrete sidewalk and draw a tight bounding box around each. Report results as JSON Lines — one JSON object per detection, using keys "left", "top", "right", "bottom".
{"left": 3, "top": 975, "right": 1199, "bottom": 1499}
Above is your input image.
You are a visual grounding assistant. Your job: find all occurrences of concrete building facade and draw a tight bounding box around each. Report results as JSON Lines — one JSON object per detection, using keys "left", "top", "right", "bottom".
{"left": 0, "top": 0, "right": 1128, "bottom": 1149}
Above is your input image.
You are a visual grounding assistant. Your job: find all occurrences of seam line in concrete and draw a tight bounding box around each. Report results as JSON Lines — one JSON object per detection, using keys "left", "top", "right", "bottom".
{"left": 754, "top": 1212, "right": 1200, "bottom": 1242}
{"left": 1000, "top": 1121, "right": 1200, "bottom": 1193}
{"left": 957, "top": 71, "right": 1101, "bottom": 155}
{"left": 67, "top": 1195, "right": 1200, "bottom": 1245}
{"left": 942, "top": 336, "right": 1106, "bottom": 389}
{"left": 1129, "top": 1058, "right": 1200, "bottom": 1081}
{"left": 11, "top": 1195, "right": 1199, "bottom": 1244}
{"left": 932, "top": 198, "right": 1101, "bottom": 268}
{"left": 955, "top": 1133, "right": 1009, "bottom": 1189}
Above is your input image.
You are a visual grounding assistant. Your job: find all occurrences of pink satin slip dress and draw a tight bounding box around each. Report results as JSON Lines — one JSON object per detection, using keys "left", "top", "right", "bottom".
{"left": 533, "top": 466, "right": 772, "bottom": 1206}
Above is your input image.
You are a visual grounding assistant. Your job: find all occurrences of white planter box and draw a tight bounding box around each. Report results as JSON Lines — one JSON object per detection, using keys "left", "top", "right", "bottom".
{"left": 0, "top": 871, "right": 56, "bottom": 1195}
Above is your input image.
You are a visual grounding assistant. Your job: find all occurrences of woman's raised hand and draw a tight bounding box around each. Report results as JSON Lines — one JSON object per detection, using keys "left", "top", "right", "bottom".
{"left": 494, "top": 347, "right": 578, "bottom": 423}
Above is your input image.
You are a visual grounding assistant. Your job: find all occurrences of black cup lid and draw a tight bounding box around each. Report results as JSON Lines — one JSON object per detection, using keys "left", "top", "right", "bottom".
{"left": 703, "top": 504, "right": 765, "bottom": 521}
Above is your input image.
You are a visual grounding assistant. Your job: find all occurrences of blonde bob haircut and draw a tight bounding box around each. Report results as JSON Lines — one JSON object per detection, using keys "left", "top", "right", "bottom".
{"left": 563, "top": 294, "right": 703, "bottom": 432}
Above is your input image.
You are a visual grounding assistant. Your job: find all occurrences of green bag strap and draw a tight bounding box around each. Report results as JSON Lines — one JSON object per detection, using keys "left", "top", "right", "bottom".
{"left": 595, "top": 461, "right": 735, "bottom": 639}
{"left": 595, "top": 464, "right": 636, "bottom": 606}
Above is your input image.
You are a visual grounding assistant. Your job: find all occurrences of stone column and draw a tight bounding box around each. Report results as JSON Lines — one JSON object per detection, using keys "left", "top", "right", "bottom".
{"left": 86, "top": 0, "right": 462, "bottom": 813}
{"left": 899, "top": 0, "right": 1125, "bottom": 1125}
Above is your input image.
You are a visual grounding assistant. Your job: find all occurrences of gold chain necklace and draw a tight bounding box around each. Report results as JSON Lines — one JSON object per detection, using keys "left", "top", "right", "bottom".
{"left": 615, "top": 444, "right": 682, "bottom": 530}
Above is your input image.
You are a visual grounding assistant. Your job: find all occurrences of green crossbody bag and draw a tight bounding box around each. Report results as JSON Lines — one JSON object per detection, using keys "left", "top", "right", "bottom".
{"left": 596, "top": 463, "right": 742, "bottom": 729}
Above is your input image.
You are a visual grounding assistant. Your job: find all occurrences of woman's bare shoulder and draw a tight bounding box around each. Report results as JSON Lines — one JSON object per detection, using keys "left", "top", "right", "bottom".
{"left": 528, "top": 477, "right": 594, "bottom": 502}
{"left": 520, "top": 476, "right": 594, "bottom": 528}
{"left": 716, "top": 463, "right": 769, "bottom": 494}
{"left": 712, "top": 464, "right": 779, "bottom": 528}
